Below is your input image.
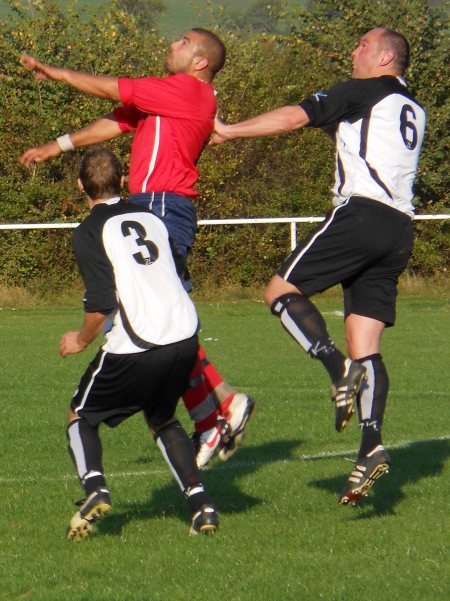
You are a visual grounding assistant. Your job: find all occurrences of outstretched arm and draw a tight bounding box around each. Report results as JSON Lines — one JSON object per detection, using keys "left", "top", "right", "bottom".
{"left": 20, "top": 113, "right": 123, "bottom": 166}
{"left": 210, "top": 105, "right": 310, "bottom": 144}
{"left": 20, "top": 54, "right": 120, "bottom": 101}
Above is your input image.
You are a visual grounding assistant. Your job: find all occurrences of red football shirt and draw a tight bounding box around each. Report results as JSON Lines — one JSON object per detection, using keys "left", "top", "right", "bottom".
{"left": 114, "top": 73, "right": 216, "bottom": 197}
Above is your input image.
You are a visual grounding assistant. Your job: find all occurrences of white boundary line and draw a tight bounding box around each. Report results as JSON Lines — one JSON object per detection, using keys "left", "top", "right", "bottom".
{"left": 1, "top": 434, "right": 448, "bottom": 485}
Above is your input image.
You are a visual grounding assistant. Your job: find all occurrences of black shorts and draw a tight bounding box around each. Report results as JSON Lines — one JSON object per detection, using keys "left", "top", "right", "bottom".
{"left": 278, "top": 197, "right": 414, "bottom": 326}
{"left": 71, "top": 335, "right": 198, "bottom": 429}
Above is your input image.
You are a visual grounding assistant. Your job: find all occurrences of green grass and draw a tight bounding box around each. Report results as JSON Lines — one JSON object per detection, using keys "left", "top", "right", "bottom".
{"left": 1, "top": 296, "right": 449, "bottom": 600}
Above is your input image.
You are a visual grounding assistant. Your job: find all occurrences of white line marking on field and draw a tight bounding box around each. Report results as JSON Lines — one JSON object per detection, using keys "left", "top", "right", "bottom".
{"left": 1, "top": 434, "right": 448, "bottom": 485}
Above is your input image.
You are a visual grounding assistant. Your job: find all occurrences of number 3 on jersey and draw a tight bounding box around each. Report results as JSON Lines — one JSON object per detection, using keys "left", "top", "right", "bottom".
{"left": 121, "top": 220, "right": 159, "bottom": 266}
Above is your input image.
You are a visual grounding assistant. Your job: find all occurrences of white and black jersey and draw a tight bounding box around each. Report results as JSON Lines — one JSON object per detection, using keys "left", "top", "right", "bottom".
{"left": 300, "top": 76, "right": 426, "bottom": 216}
{"left": 73, "top": 198, "right": 198, "bottom": 354}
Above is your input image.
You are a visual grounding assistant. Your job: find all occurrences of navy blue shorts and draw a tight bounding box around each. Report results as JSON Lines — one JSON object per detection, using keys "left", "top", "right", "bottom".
{"left": 129, "top": 192, "right": 197, "bottom": 291}
{"left": 278, "top": 197, "right": 414, "bottom": 326}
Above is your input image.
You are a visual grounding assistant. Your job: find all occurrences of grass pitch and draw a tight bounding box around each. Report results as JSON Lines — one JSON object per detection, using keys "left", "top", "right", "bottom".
{"left": 1, "top": 296, "right": 448, "bottom": 601}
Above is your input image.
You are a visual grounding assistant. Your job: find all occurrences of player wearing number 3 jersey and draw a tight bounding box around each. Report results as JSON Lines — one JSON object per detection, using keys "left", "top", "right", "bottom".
{"left": 73, "top": 191, "right": 198, "bottom": 354}
{"left": 212, "top": 27, "right": 426, "bottom": 504}
{"left": 62, "top": 148, "right": 218, "bottom": 539}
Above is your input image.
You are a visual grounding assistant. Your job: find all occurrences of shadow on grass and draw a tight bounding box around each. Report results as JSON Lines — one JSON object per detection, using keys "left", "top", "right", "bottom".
{"left": 98, "top": 438, "right": 302, "bottom": 536}
{"left": 308, "top": 438, "right": 449, "bottom": 518}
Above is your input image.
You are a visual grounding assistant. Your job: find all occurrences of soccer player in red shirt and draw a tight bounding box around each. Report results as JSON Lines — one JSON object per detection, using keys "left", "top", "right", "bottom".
{"left": 20, "top": 28, "right": 254, "bottom": 469}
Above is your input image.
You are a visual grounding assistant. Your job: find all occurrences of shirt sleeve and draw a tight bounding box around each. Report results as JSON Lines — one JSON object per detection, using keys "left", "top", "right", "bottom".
{"left": 113, "top": 104, "right": 141, "bottom": 133}
{"left": 73, "top": 223, "right": 117, "bottom": 314}
{"left": 300, "top": 79, "right": 373, "bottom": 128}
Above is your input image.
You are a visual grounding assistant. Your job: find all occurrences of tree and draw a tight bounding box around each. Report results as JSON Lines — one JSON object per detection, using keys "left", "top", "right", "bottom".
{"left": 216, "top": 0, "right": 286, "bottom": 35}
{"left": 0, "top": 0, "right": 447, "bottom": 292}
{"left": 0, "top": 0, "right": 164, "bottom": 292}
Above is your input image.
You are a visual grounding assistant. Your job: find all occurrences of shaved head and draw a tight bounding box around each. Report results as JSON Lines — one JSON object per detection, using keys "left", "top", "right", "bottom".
{"left": 377, "top": 28, "right": 410, "bottom": 75}
{"left": 191, "top": 28, "right": 226, "bottom": 77}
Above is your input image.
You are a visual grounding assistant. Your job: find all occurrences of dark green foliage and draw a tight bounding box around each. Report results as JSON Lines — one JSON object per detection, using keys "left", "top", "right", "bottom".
{"left": 0, "top": 0, "right": 164, "bottom": 291}
{"left": 0, "top": 0, "right": 447, "bottom": 293}
{"left": 216, "top": 0, "right": 287, "bottom": 34}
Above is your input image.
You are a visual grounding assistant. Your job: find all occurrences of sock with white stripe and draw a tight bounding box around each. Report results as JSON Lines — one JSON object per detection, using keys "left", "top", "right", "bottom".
{"left": 154, "top": 420, "right": 211, "bottom": 511}
{"left": 67, "top": 418, "right": 107, "bottom": 496}
{"left": 356, "top": 354, "right": 389, "bottom": 458}
{"left": 271, "top": 293, "right": 346, "bottom": 381}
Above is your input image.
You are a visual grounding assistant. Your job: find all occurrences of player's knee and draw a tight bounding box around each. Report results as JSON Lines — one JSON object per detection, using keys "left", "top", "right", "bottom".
{"left": 263, "top": 286, "right": 275, "bottom": 306}
{"left": 67, "top": 417, "right": 81, "bottom": 431}
{"left": 264, "top": 276, "right": 301, "bottom": 307}
{"left": 67, "top": 407, "right": 79, "bottom": 425}
{"left": 264, "top": 276, "right": 284, "bottom": 306}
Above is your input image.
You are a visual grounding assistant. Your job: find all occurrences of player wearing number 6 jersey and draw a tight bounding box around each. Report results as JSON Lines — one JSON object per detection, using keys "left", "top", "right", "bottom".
{"left": 212, "top": 27, "right": 426, "bottom": 504}
{"left": 61, "top": 148, "right": 218, "bottom": 539}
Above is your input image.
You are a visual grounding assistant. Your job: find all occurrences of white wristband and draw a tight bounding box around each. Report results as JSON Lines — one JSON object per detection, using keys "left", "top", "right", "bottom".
{"left": 56, "top": 133, "right": 75, "bottom": 152}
